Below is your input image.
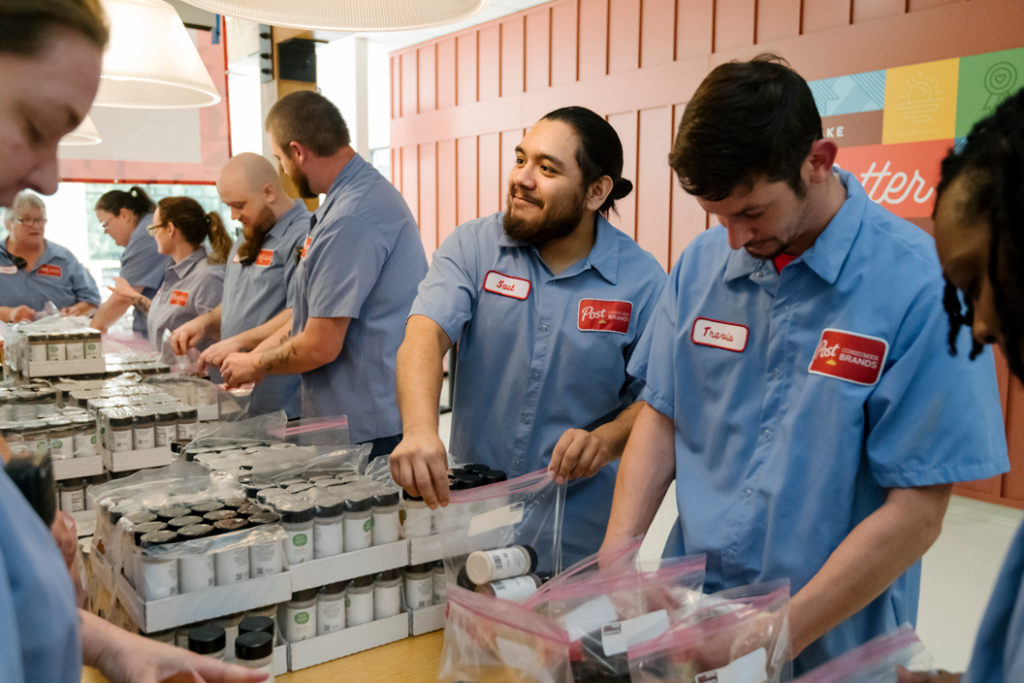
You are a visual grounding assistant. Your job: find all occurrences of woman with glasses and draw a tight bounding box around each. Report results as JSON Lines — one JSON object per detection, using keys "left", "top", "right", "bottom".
{"left": 0, "top": 190, "right": 100, "bottom": 323}
{"left": 108, "top": 196, "right": 231, "bottom": 361}
{"left": 90, "top": 186, "right": 172, "bottom": 337}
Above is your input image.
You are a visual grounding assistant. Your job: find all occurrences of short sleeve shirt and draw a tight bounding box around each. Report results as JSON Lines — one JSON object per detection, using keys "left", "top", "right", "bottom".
{"left": 118, "top": 213, "right": 172, "bottom": 337}
{"left": 290, "top": 153, "right": 428, "bottom": 443}
{"left": 0, "top": 239, "right": 100, "bottom": 312}
{"left": 633, "top": 167, "right": 1009, "bottom": 673}
{"left": 409, "top": 212, "right": 666, "bottom": 566}
{"left": 222, "top": 199, "right": 310, "bottom": 418}
{"left": 147, "top": 248, "right": 225, "bottom": 363}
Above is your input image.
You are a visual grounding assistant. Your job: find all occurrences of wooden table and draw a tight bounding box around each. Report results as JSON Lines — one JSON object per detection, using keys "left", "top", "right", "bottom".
{"left": 81, "top": 631, "right": 445, "bottom": 683}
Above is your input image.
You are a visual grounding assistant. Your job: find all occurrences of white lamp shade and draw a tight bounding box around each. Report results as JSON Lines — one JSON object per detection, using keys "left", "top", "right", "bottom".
{"left": 176, "top": 0, "right": 488, "bottom": 32}
{"left": 95, "top": 0, "right": 222, "bottom": 109}
{"left": 59, "top": 115, "right": 103, "bottom": 146}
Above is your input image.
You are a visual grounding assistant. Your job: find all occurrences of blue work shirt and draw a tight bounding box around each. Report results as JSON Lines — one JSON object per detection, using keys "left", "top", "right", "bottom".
{"left": 0, "top": 468, "right": 82, "bottom": 683}
{"left": 290, "top": 152, "right": 427, "bottom": 443}
{"left": 118, "top": 213, "right": 172, "bottom": 338}
{"left": 964, "top": 519, "right": 1024, "bottom": 683}
{"left": 222, "top": 199, "right": 309, "bottom": 418}
{"left": 147, "top": 248, "right": 224, "bottom": 363}
{"left": 633, "top": 168, "right": 1009, "bottom": 674}
{"left": 0, "top": 239, "right": 100, "bottom": 312}
{"left": 411, "top": 211, "right": 666, "bottom": 567}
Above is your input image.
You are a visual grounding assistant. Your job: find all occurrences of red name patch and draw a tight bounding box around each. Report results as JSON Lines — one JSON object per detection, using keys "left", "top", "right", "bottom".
{"left": 37, "top": 264, "right": 62, "bottom": 277}
{"left": 300, "top": 236, "right": 312, "bottom": 259}
{"left": 578, "top": 299, "right": 632, "bottom": 334}
{"left": 691, "top": 318, "right": 749, "bottom": 353}
{"left": 255, "top": 249, "right": 274, "bottom": 267}
{"left": 808, "top": 328, "right": 889, "bottom": 386}
{"left": 169, "top": 290, "right": 190, "bottom": 307}
{"left": 483, "top": 271, "right": 531, "bottom": 300}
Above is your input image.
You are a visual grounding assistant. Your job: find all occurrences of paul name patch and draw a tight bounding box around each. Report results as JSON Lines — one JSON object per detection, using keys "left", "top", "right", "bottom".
{"left": 691, "top": 318, "right": 748, "bottom": 353}
{"left": 169, "top": 290, "right": 190, "bottom": 307}
{"left": 37, "top": 264, "right": 62, "bottom": 277}
{"left": 255, "top": 249, "right": 274, "bottom": 267}
{"left": 483, "top": 271, "right": 530, "bottom": 300}
{"left": 578, "top": 299, "right": 632, "bottom": 334}
{"left": 0, "top": 266, "right": 16, "bottom": 275}
{"left": 808, "top": 328, "right": 889, "bottom": 386}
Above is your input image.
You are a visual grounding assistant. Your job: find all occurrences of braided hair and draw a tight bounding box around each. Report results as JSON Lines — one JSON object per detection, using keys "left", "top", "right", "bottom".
{"left": 936, "top": 87, "right": 1024, "bottom": 380}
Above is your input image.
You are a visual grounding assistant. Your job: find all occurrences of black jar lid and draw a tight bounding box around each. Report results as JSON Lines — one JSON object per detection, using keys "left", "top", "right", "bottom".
{"left": 177, "top": 523, "right": 215, "bottom": 540}
{"left": 178, "top": 407, "right": 199, "bottom": 420}
{"left": 450, "top": 467, "right": 467, "bottom": 477}
{"left": 273, "top": 497, "right": 315, "bottom": 524}
{"left": 203, "top": 509, "right": 236, "bottom": 522}
{"left": 306, "top": 475, "right": 337, "bottom": 484}
{"left": 451, "top": 474, "right": 482, "bottom": 490}
{"left": 349, "top": 574, "right": 374, "bottom": 589}
{"left": 125, "top": 511, "right": 157, "bottom": 525}
{"left": 373, "top": 491, "right": 400, "bottom": 507}
{"left": 133, "top": 411, "right": 156, "bottom": 426}
{"left": 223, "top": 497, "right": 248, "bottom": 510}
{"left": 377, "top": 568, "right": 401, "bottom": 582}
{"left": 191, "top": 501, "right": 225, "bottom": 514}
{"left": 319, "top": 580, "right": 347, "bottom": 595}
{"left": 156, "top": 505, "right": 193, "bottom": 522}
{"left": 132, "top": 521, "right": 167, "bottom": 544}
{"left": 478, "top": 470, "right": 508, "bottom": 486}
{"left": 167, "top": 515, "right": 203, "bottom": 530}
{"left": 235, "top": 631, "right": 272, "bottom": 661}
{"left": 278, "top": 478, "right": 306, "bottom": 487}
{"left": 108, "top": 413, "right": 134, "bottom": 429}
{"left": 235, "top": 500, "right": 261, "bottom": 517}
{"left": 247, "top": 511, "right": 281, "bottom": 526}
{"left": 214, "top": 518, "right": 249, "bottom": 533}
{"left": 285, "top": 483, "right": 314, "bottom": 495}
{"left": 290, "top": 587, "right": 317, "bottom": 602}
{"left": 238, "top": 615, "right": 274, "bottom": 638}
{"left": 343, "top": 496, "right": 372, "bottom": 514}
{"left": 188, "top": 624, "right": 226, "bottom": 655}
{"left": 315, "top": 496, "right": 346, "bottom": 519}
{"left": 462, "top": 463, "right": 490, "bottom": 474}
{"left": 140, "top": 530, "right": 179, "bottom": 548}
{"left": 407, "top": 562, "right": 434, "bottom": 574}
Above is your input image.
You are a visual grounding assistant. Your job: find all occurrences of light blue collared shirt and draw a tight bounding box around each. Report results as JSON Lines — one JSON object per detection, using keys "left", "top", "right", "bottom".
{"left": 147, "top": 248, "right": 224, "bottom": 363}
{"left": 118, "top": 213, "right": 172, "bottom": 338}
{"left": 410, "top": 211, "right": 666, "bottom": 566}
{"left": 632, "top": 168, "right": 1009, "bottom": 674}
{"left": 0, "top": 239, "right": 100, "bottom": 312}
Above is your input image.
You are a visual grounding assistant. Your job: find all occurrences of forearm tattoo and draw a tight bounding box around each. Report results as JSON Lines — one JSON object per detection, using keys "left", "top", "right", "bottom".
{"left": 134, "top": 297, "right": 151, "bottom": 314}
{"left": 259, "top": 332, "right": 297, "bottom": 371}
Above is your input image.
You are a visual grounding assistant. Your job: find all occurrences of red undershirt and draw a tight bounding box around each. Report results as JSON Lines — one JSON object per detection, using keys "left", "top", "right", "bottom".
{"left": 774, "top": 253, "right": 797, "bottom": 273}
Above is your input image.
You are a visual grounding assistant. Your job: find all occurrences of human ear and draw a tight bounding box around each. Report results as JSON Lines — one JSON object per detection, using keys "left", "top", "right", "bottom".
{"left": 586, "top": 176, "right": 614, "bottom": 212}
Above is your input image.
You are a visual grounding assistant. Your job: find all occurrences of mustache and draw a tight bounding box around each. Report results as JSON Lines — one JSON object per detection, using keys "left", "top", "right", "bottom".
{"left": 508, "top": 189, "right": 542, "bottom": 206}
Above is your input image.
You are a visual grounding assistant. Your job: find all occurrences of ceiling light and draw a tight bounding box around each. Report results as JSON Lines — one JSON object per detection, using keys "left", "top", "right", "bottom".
{"left": 59, "top": 115, "right": 103, "bottom": 146}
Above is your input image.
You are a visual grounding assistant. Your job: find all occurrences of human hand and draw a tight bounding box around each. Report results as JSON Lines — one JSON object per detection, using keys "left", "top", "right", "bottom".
{"left": 220, "top": 352, "right": 266, "bottom": 387}
{"left": 896, "top": 667, "right": 961, "bottom": 683}
{"left": 9, "top": 305, "right": 35, "bottom": 323}
{"left": 107, "top": 277, "right": 139, "bottom": 302}
{"left": 390, "top": 430, "right": 450, "bottom": 509}
{"left": 171, "top": 319, "right": 207, "bottom": 356}
{"left": 51, "top": 510, "right": 78, "bottom": 572}
{"left": 200, "top": 337, "right": 250, "bottom": 372}
{"left": 548, "top": 428, "right": 615, "bottom": 484}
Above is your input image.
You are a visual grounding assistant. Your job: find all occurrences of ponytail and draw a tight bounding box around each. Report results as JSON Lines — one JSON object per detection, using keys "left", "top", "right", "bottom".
{"left": 156, "top": 196, "right": 231, "bottom": 264}
{"left": 206, "top": 212, "right": 232, "bottom": 265}
{"left": 96, "top": 185, "right": 156, "bottom": 218}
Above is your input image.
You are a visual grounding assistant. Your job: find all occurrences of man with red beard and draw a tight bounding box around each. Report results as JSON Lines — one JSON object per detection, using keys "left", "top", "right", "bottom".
{"left": 171, "top": 152, "right": 309, "bottom": 418}
{"left": 390, "top": 107, "right": 667, "bottom": 565}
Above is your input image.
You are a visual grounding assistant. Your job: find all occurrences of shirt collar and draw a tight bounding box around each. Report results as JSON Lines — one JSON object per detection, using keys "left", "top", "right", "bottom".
{"left": 314, "top": 152, "right": 365, "bottom": 226}
{"left": 269, "top": 199, "right": 308, "bottom": 241}
{"left": 497, "top": 212, "right": 620, "bottom": 284}
{"left": 168, "top": 248, "right": 206, "bottom": 277}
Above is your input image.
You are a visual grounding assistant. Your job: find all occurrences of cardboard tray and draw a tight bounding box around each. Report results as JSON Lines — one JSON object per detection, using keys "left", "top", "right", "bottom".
{"left": 287, "top": 613, "right": 410, "bottom": 671}
{"left": 53, "top": 455, "right": 104, "bottom": 481}
{"left": 24, "top": 357, "right": 106, "bottom": 378}
{"left": 408, "top": 534, "right": 444, "bottom": 565}
{"left": 289, "top": 540, "right": 410, "bottom": 592}
{"left": 101, "top": 445, "right": 173, "bottom": 473}
{"left": 408, "top": 603, "right": 446, "bottom": 636}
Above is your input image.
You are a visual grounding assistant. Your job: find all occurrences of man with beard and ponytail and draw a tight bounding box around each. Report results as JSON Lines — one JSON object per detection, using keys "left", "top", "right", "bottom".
{"left": 390, "top": 106, "right": 666, "bottom": 565}
{"left": 170, "top": 152, "right": 309, "bottom": 418}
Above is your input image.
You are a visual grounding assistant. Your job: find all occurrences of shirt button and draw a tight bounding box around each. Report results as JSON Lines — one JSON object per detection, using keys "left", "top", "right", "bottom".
{"left": 522, "top": 416, "right": 531, "bottom": 425}
{"left": 773, "top": 368, "right": 782, "bottom": 378}
{"left": 745, "top": 489, "right": 752, "bottom": 498}
{"left": 755, "top": 271, "right": 764, "bottom": 278}
{"left": 781, "top": 305, "right": 789, "bottom": 313}
{"left": 540, "top": 324, "right": 549, "bottom": 332}
{"left": 532, "top": 371, "right": 541, "bottom": 380}
{"left": 762, "top": 429, "right": 770, "bottom": 439}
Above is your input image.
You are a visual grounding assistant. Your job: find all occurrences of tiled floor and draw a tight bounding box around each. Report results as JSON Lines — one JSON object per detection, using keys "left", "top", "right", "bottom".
{"left": 437, "top": 406, "right": 1021, "bottom": 672}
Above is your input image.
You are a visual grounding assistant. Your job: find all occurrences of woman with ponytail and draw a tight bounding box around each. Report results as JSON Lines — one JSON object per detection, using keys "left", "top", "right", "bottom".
{"left": 108, "top": 196, "right": 227, "bottom": 361}
{"left": 91, "top": 186, "right": 172, "bottom": 336}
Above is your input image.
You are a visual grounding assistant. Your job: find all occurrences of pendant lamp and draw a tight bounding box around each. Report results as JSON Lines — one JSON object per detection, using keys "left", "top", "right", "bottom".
{"left": 59, "top": 115, "right": 103, "bottom": 146}
{"left": 175, "top": 0, "right": 488, "bottom": 32}
{"left": 95, "top": 0, "right": 222, "bottom": 109}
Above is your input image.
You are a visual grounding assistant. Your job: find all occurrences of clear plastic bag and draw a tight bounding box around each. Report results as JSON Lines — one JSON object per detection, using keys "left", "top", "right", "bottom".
{"left": 283, "top": 415, "right": 350, "bottom": 447}
{"left": 524, "top": 536, "right": 645, "bottom": 610}
{"left": 792, "top": 625, "right": 934, "bottom": 683}
{"left": 628, "top": 581, "right": 793, "bottom": 683}
{"left": 436, "top": 469, "right": 567, "bottom": 601}
{"left": 439, "top": 585, "right": 574, "bottom": 683}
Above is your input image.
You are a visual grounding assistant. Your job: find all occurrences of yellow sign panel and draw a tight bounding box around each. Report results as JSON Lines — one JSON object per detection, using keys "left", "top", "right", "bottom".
{"left": 882, "top": 58, "right": 959, "bottom": 145}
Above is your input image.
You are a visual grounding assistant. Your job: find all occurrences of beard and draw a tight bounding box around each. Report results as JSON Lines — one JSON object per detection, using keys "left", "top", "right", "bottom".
{"left": 291, "top": 165, "right": 316, "bottom": 200}
{"left": 503, "top": 186, "right": 587, "bottom": 248}
{"left": 237, "top": 204, "right": 277, "bottom": 265}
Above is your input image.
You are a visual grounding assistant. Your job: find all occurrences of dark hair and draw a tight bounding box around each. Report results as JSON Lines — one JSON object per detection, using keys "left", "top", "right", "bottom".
{"left": 937, "top": 88, "right": 1024, "bottom": 381}
{"left": 95, "top": 186, "right": 157, "bottom": 219}
{"left": 157, "top": 197, "right": 233, "bottom": 266}
{"left": 670, "top": 54, "right": 822, "bottom": 201}
{"left": 266, "top": 91, "right": 351, "bottom": 158}
{"left": 540, "top": 106, "right": 633, "bottom": 215}
{"left": 0, "top": 0, "right": 108, "bottom": 56}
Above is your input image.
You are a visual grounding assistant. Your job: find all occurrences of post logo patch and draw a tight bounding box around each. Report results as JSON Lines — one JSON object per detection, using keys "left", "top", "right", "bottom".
{"left": 37, "top": 264, "right": 62, "bottom": 277}
{"left": 483, "top": 271, "right": 531, "bottom": 300}
{"left": 578, "top": 299, "right": 632, "bottom": 334}
{"left": 169, "top": 290, "right": 190, "bottom": 307}
{"left": 691, "top": 318, "right": 748, "bottom": 353}
{"left": 808, "top": 328, "right": 889, "bottom": 386}
{"left": 255, "top": 249, "right": 274, "bottom": 267}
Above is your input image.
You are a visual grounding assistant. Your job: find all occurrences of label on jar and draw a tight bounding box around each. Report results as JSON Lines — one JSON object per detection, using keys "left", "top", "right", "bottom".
{"left": 140, "top": 558, "right": 179, "bottom": 601}
{"left": 85, "top": 342, "right": 100, "bottom": 359}
{"left": 66, "top": 342, "right": 85, "bottom": 360}
{"left": 49, "top": 437, "right": 70, "bottom": 460}
{"left": 402, "top": 505, "right": 434, "bottom": 538}
{"left": 489, "top": 576, "right": 539, "bottom": 603}
{"left": 155, "top": 424, "right": 176, "bottom": 447}
{"left": 215, "top": 547, "right": 250, "bottom": 585}
{"left": 249, "top": 540, "right": 283, "bottom": 577}
{"left": 374, "top": 584, "right": 401, "bottom": 620}
{"left": 372, "top": 511, "right": 400, "bottom": 546}
{"left": 133, "top": 426, "right": 155, "bottom": 450}
{"left": 345, "top": 591, "right": 374, "bottom": 628}
{"left": 284, "top": 605, "right": 316, "bottom": 642}
{"left": 404, "top": 576, "right": 433, "bottom": 610}
{"left": 317, "top": 597, "right": 345, "bottom": 635}
{"left": 179, "top": 554, "right": 216, "bottom": 593}
{"left": 433, "top": 571, "right": 447, "bottom": 604}
{"left": 73, "top": 432, "right": 96, "bottom": 456}
{"left": 314, "top": 519, "right": 343, "bottom": 559}
{"left": 343, "top": 517, "right": 372, "bottom": 552}
{"left": 176, "top": 421, "right": 197, "bottom": 441}
{"left": 46, "top": 343, "right": 65, "bottom": 361}
{"left": 31, "top": 437, "right": 48, "bottom": 455}
{"left": 60, "top": 487, "right": 85, "bottom": 513}
{"left": 285, "top": 526, "right": 313, "bottom": 565}
{"left": 111, "top": 428, "right": 133, "bottom": 453}
{"left": 30, "top": 344, "right": 47, "bottom": 363}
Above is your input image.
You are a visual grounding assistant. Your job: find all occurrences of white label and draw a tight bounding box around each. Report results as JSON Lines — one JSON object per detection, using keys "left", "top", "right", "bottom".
{"left": 85, "top": 342, "right": 101, "bottom": 359}
{"left": 179, "top": 554, "right": 216, "bottom": 593}
{"left": 249, "top": 540, "right": 283, "bottom": 577}
{"left": 215, "top": 547, "right": 250, "bottom": 584}
{"left": 601, "top": 609, "right": 670, "bottom": 656}
{"left": 66, "top": 342, "right": 85, "bottom": 361}
{"left": 155, "top": 424, "right": 176, "bottom": 447}
{"left": 691, "top": 318, "right": 749, "bottom": 353}
{"left": 374, "top": 584, "right": 401, "bottom": 620}
{"left": 317, "top": 597, "right": 345, "bottom": 635}
{"left": 694, "top": 647, "right": 768, "bottom": 683}
{"left": 490, "top": 576, "right": 539, "bottom": 603}
{"left": 46, "top": 343, "right": 66, "bottom": 361}
{"left": 405, "top": 576, "right": 434, "bottom": 609}
{"left": 177, "top": 421, "right": 197, "bottom": 440}
{"left": 60, "top": 488, "right": 85, "bottom": 513}
{"left": 468, "top": 502, "right": 524, "bottom": 537}
{"left": 372, "top": 510, "right": 400, "bottom": 545}
{"left": 50, "top": 438, "right": 71, "bottom": 459}
{"left": 73, "top": 432, "right": 95, "bottom": 456}
{"left": 343, "top": 516, "right": 372, "bottom": 552}
{"left": 433, "top": 571, "right": 448, "bottom": 604}
{"left": 314, "top": 519, "right": 344, "bottom": 559}
{"left": 0, "top": 265, "right": 17, "bottom": 275}
{"left": 483, "top": 270, "right": 531, "bottom": 300}
{"left": 133, "top": 427, "right": 155, "bottom": 450}
{"left": 496, "top": 637, "right": 557, "bottom": 683}
{"left": 283, "top": 605, "right": 316, "bottom": 642}
{"left": 284, "top": 526, "right": 313, "bottom": 565}
{"left": 346, "top": 590, "right": 374, "bottom": 627}
{"left": 140, "top": 558, "right": 179, "bottom": 601}
{"left": 560, "top": 594, "right": 620, "bottom": 641}
{"left": 30, "top": 344, "right": 47, "bottom": 363}
{"left": 111, "top": 429, "right": 133, "bottom": 452}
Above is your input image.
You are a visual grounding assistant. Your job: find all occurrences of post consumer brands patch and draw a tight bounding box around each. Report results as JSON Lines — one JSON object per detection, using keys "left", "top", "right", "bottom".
{"left": 691, "top": 318, "right": 749, "bottom": 353}
{"left": 255, "top": 249, "right": 274, "bottom": 267}
{"left": 578, "top": 299, "right": 632, "bottom": 334}
{"left": 483, "top": 271, "right": 531, "bottom": 300}
{"left": 37, "top": 264, "right": 62, "bottom": 277}
{"left": 169, "top": 290, "right": 190, "bottom": 307}
{"left": 808, "top": 328, "right": 889, "bottom": 386}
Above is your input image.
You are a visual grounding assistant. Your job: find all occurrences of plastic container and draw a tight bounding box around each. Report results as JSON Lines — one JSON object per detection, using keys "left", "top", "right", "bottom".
{"left": 28, "top": 334, "right": 48, "bottom": 363}
{"left": 282, "top": 588, "right": 317, "bottom": 642}
{"left": 65, "top": 331, "right": 86, "bottom": 361}
{"left": 372, "top": 491, "right": 401, "bottom": 546}
{"left": 317, "top": 581, "right": 347, "bottom": 635}
{"left": 46, "top": 334, "right": 67, "bottom": 362}
{"left": 343, "top": 497, "right": 373, "bottom": 552}
{"left": 274, "top": 498, "right": 314, "bottom": 565}
{"left": 313, "top": 497, "right": 345, "bottom": 559}
{"left": 58, "top": 479, "right": 87, "bottom": 513}
{"left": 154, "top": 408, "right": 178, "bottom": 448}
{"left": 346, "top": 575, "right": 375, "bottom": 627}
{"left": 235, "top": 631, "right": 274, "bottom": 681}
{"left": 474, "top": 574, "right": 543, "bottom": 602}
{"left": 108, "top": 413, "right": 134, "bottom": 453}
{"left": 374, "top": 568, "right": 402, "bottom": 620}
{"left": 247, "top": 511, "right": 284, "bottom": 577}
{"left": 139, "top": 530, "right": 180, "bottom": 601}
{"left": 213, "top": 612, "right": 245, "bottom": 662}
{"left": 402, "top": 494, "right": 434, "bottom": 538}
{"left": 84, "top": 331, "right": 102, "bottom": 359}
{"left": 156, "top": 505, "right": 193, "bottom": 522}
{"left": 188, "top": 624, "right": 226, "bottom": 660}
{"left": 466, "top": 545, "right": 538, "bottom": 584}
{"left": 47, "top": 419, "right": 74, "bottom": 460}
{"left": 238, "top": 615, "right": 275, "bottom": 640}
{"left": 433, "top": 560, "right": 447, "bottom": 604}
{"left": 177, "top": 524, "right": 216, "bottom": 593}
{"left": 132, "top": 410, "right": 156, "bottom": 450}
{"left": 176, "top": 407, "right": 199, "bottom": 441}
{"left": 404, "top": 563, "right": 434, "bottom": 610}
{"left": 214, "top": 525, "right": 251, "bottom": 585}
{"left": 71, "top": 415, "right": 97, "bottom": 457}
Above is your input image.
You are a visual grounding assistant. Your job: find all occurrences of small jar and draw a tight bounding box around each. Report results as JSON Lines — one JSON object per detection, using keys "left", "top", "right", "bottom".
{"left": 108, "top": 413, "right": 134, "bottom": 453}
{"left": 223, "top": 497, "right": 248, "bottom": 512}
{"left": 213, "top": 519, "right": 251, "bottom": 585}
{"left": 214, "top": 612, "right": 245, "bottom": 661}
{"left": 28, "top": 334, "right": 48, "bottom": 363}
{"left": 64, "top": 331, "right": 86, "bottom": 361}
{"left": 0, "top": 423, "right": 27, "bottom": 458}
{"left": 167, "top": 515, "right": 203, "bottom": 531}
{"left": 71, "top": 415, "right": 97, "bottom": 457}
{"left": 313, "top": 496, "right": 345, "bottom": 559}
{"left": 371, "top": 491, "right": 401, "bottom": 546}
{"left": 12, "top": 391, "right": 38, "bottom": 421}
{"left": 466, "top": 545, "right": 538, "bottom": 584}
{"left": 343, "top": 497, "right": 373, "bottom": 553}
{"left": 36, "top": 389, "right": 58, "bottom": 415}
{"left": 257, "top": 488, "right": 289, "bottom": 506}
{"left": 247, "top": 511, "right": 284, "bottom": 578}
{"left": 345, "top": 575, "right": 375, "bottom": 627}
{"left": 281, "top": 588, "right": 317, "bottom": 642}
{"left": 474, "top": 574, "right": 543, "bottom": 602}
{"left": 46, "top": 334, "right": 67, "bottom": 362}
{"left": 188, "top": 623, "right": 226, "bottom": 660}
{"left": 317, "top": 581, "right": 347, "bottom": 635}
{"left": 191, "top": 500, "right": 225, "bottom": 515}
{"left": 433, "top": 560, "right": 447, "bottom": 604}
{"left": 177, "top": 524, "right": 216, "bottom": 593}
{"left": 154, "top": 408, "right": 178, "bottom": 448}
{"left": 84, "top": 331, "right": 102, "bottom": 359}
{"left": 203, "top": 509, "right": 237, "bottom": 524}
{"left": 176, "top": 407, "right": 199, "bottom": 441}
{"left": 22, "top": 420, "right": 50, "bottom": 458}
{"left": 139, "top": 530, "right": 180, "bottom": 601}
{"left": 245, "top": 604, "right": 280, "bottom": 638}
{"left": 238, "top": 615, "right": 275, "bottom": 640}
{"left": 58, "top": 479, "right": 87, "bottom": 513}
{"left": 128, "top": 521, "right": 166, "bottom": 589}
{"left": 47, "top": 418, "right": 74, "bottom": 460}
{"left": 402, "top": 493, "right": 434, "bottom": 538}
{"left": 285, "top": 482, "right": 314, "bottom": 495}
{"left": 273, "top": 498, "right": 314, "bottom": 565}
{"left": 156, "top": 505, "right": 193, "bottom": 523}
{"left": 403, "top": 563, "right": 434, "bottom": 610}
{"left": 176, "top": 622, "right": 203, "bottom": 649}
{"left": 235, "top": 631, "right": 274, "bottom": 680}
{"left": 132, "top": 410, "right": 156, "bottom": 450}
{"left": 374, "top": 568, "right": 402, "bottom": 620}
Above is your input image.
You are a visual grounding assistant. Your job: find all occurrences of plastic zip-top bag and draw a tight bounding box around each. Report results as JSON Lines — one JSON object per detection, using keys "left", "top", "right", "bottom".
{"left": 523, "top": 536, "right": 645, "bottom": 610}
{"left": 628, "top": 581, "right": 793, "bottom": 683}
{"left": 436, "top": 469, "right": 566, "bottom": 603}
{"left": 792, "top": 625, "right": 934, "bottom": 683}
{"left": 439, "top": 585, "right": 573, "bottom": 683}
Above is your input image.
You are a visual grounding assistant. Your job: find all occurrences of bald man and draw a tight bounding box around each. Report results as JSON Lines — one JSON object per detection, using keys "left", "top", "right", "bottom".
{"left": 171, "top": 152, "right": 311, "bottom": 417}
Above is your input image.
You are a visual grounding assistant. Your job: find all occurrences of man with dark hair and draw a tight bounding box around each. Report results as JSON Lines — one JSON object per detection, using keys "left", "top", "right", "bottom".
{"left": 221, "top": 91, "right": 427, "bottom": 456}
{"left": 600, "top": 56, "right": 1009, "bottom": 673}
{"left": 390, "top": 107, "right": 666, "bottom": 565}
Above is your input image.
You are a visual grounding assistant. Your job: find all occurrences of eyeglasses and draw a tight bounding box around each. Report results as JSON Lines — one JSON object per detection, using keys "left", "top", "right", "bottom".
{"left": 146, "top": 222, "right": 169, "bottom": 235}
{"left": 15, "top": 217, "right": 47, "bottom": 227}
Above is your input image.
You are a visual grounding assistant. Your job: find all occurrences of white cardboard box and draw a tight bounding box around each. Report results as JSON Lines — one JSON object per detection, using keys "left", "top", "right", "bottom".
{"left": 198, "top": 404, "right": 218, "bottom": 422}
{"left": 408, "top": 534, "right": 444, "bottom": 565}
{"left": 288, "top": 540, "right": 410, "bottom": 592}
{"left": 273, "top": 644, "right": 288, "bottom": 677}
{"left": 116, "top": 570, "right": 292, "bottom": 633}
{"left": 287, "top": 613, "right": 410, "bottom": 671}
{"left": 23, "top": 357, "right": 105, "bottom": 378}
{"left": 53, "top": 455, "right": 104, "bottom": 480}
{"left": 408, "top": 603, "right": 446, "bottom": 636}
{"left": 101, "top": 445, "right": 172, "bottom": 472}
